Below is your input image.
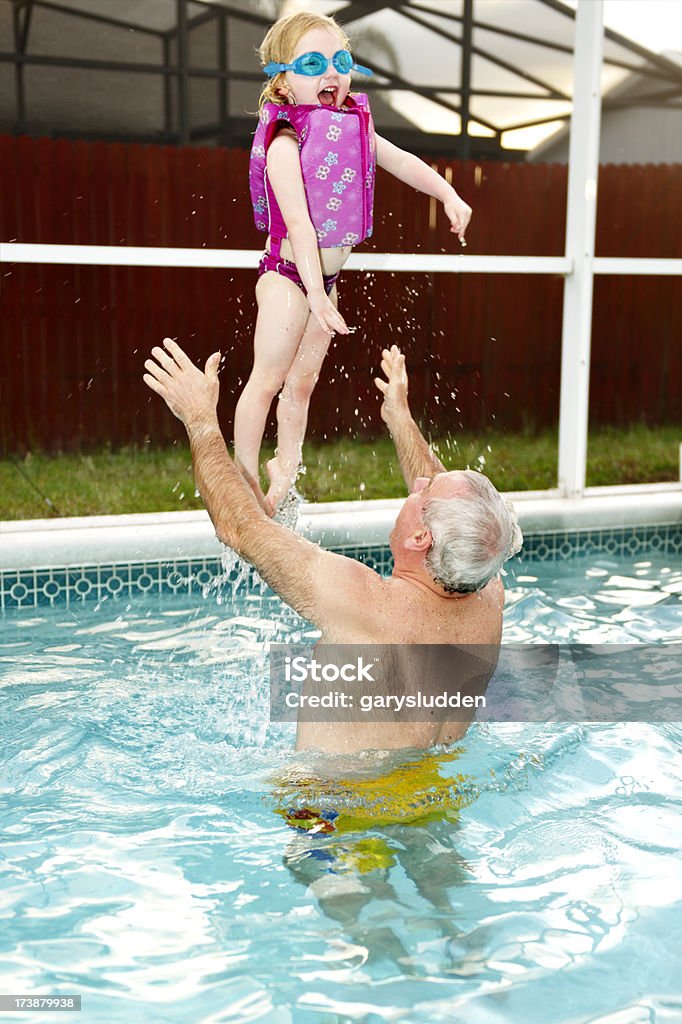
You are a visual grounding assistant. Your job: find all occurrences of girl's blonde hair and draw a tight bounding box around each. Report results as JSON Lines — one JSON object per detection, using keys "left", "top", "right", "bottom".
{"left": 257, "top": 11, "right": 350, "bottom": 110}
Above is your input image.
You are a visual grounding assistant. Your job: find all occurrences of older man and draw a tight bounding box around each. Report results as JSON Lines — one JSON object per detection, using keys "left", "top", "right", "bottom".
{"left": 144, "top": 340, "right": 522, "bottom": 752}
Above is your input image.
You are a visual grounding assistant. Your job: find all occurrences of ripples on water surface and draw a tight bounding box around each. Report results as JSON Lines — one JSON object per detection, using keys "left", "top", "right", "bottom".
{"left": 1, "top": 553, "right": 681, "bottom": 1023}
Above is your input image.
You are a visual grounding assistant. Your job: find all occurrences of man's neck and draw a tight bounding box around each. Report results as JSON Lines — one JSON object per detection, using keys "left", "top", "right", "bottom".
{"left": 390, "top": 567, "right": 471, "bottom": 601}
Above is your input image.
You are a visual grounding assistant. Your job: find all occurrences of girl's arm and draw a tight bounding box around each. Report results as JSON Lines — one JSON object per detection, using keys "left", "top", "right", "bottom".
{"left": 266, "top": 132, "right": 349, "bottom": 335}
{"left": 375, "top": 134, "right": 472, "bottom": 241}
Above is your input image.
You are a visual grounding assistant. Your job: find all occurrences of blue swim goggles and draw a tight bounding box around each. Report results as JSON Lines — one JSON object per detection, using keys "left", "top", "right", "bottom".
{"left": 263, "top": 49, "right": 373, "bottom": 78}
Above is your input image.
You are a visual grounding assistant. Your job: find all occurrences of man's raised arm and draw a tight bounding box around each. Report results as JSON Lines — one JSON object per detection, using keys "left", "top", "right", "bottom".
{"left": 143, "top": 339, "right": 263, "bottom": 543}
{"left": 374, "top": 345, "right": 446, "bottom": 490}
{"left": 143, "top": 338, "right": 384, "bottom": 634}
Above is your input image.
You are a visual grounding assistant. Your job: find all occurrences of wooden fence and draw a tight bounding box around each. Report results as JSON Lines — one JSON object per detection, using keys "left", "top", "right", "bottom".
{"left": 0, "top": 134, "right": 680, "bottom": 454}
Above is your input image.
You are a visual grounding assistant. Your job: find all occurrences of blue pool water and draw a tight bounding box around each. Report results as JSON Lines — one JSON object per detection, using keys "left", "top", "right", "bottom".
{"left": 1, "top": 550, "right": 681, "bottom": 1023}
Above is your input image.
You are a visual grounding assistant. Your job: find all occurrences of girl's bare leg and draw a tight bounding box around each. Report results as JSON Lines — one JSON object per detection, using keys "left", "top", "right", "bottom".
{"left": 233, "top": 273, "right": 310, "bottom": 506}
{"left": 264, "top": 285, "right": 338, "bottom": 514}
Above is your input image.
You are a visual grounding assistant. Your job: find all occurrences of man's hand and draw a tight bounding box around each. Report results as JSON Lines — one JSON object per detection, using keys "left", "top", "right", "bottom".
{"left": 374, "top": 345, "right": 445, "bottom": 488}
{"left": 307, "top": 288, "right": 349, "bottom": 335}
{"left": 374, "top": 345, "right": 410, "bottom": 425}
{"left": 443, "top": 191, "right": 472, "bottom": 245}
{"left": 143, "top": 338, "right": 220, "bottom": 431}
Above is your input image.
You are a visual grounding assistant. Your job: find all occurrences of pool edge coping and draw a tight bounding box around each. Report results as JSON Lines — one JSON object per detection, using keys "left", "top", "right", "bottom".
{"left": 2, "top": 490, "right": 681, "bottom": 572}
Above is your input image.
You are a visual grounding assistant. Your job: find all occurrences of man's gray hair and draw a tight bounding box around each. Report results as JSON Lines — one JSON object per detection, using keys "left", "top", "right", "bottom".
{"left": 423, "top": 470, "right": 523, "bottom": 594}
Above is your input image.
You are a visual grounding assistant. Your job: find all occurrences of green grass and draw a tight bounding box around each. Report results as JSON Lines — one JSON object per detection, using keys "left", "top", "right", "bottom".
{"left": 1, "top": 426, "right": 679, "bottom": 521}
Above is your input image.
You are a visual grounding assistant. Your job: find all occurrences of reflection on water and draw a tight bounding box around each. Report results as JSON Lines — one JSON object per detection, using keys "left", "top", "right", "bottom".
{"left": 0, "top": 552, "right": 681, "bottom": 1022}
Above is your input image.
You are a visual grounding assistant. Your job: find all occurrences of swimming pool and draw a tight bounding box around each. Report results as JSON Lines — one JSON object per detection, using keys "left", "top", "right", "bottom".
{"left": 1, "top": 546, "right": 681, "bottom": 1023}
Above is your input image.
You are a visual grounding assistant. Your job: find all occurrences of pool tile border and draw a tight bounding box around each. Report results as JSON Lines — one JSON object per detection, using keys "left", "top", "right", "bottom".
{"left": 1, "top": 526, "right": 680, "bottom": 609}
{"left": 518, "top": 522, "right": 682, "bottom": 562}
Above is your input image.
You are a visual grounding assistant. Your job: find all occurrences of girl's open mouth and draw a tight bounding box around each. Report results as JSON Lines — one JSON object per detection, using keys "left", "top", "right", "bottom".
{"left": 318, "top": 86, "right": 338, "bottom": 106}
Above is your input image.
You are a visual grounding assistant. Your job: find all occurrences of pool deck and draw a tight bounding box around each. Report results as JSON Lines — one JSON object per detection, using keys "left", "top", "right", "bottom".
{"left": 1, "top": 486, "right": 681, "bottom": 571}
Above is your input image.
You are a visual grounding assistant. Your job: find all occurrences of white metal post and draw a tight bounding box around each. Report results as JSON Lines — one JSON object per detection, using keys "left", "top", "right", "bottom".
{"left": 557, "top": 0, "right": 604, "bottom": 498}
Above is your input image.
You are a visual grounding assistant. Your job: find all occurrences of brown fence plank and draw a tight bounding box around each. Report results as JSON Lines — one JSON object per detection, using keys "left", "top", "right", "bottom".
{"left": 1, "top": 134, "right": 680, "bottom": 453}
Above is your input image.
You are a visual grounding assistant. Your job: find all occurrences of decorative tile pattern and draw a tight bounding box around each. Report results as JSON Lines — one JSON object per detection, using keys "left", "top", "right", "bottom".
{"left": 1, "top": 525, "right": 680, "bottom": 609}
{"left": 0, "top": 558, "right": 224, "bottom": 610}
{"left": 519, "top": 522, "right": 682, "bottom": 562}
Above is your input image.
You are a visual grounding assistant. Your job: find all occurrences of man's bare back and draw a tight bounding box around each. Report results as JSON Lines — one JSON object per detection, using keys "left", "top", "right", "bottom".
{"left": 295, "top": 549, "right": 504, "bottom": 753}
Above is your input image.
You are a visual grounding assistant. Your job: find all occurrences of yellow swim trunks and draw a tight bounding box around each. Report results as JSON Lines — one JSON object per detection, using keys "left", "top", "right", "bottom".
{"left": 273, "top": 749, "right": 476, "bottom": 836}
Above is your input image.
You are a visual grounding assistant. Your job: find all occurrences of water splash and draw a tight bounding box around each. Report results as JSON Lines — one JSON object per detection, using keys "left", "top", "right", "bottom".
{"left": 273, "top": 487, "right": 304, "bottom": 530}
{"left": 202, "top": 545, "right": 268, "bottom": 604}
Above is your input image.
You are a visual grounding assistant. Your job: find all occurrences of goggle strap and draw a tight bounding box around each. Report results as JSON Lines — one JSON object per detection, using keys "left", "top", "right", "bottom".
{"left": 263, "top": 61, "right": 289, "bottom": 76}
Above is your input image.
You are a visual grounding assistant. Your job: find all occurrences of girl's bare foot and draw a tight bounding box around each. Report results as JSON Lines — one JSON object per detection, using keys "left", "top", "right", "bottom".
{"left": 265, "top": 457, "right": 294, "bottom": 517}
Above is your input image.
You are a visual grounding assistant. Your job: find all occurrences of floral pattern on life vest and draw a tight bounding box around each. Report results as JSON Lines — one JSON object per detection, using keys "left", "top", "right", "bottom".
{"left": 248, "top": 95, "right": 376, "bottom": 248}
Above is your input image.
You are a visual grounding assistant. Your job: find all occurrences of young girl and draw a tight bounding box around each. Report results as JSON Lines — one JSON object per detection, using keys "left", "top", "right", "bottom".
{"left": 235, "top": 10, "right": 472, "bottom": 515}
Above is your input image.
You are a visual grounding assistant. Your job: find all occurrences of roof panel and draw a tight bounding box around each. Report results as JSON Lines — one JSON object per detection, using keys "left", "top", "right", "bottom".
{"left": 338, "top": 7, "right": 464, "bottom": 87}
{"left": 474, "top": 0, "right": 575, "bottom": 50}
{"left": 39, "top": 0, "right": 199, "bottom": 33}
{"left": 473, "top": 94, "right": 572, "bottom": 130}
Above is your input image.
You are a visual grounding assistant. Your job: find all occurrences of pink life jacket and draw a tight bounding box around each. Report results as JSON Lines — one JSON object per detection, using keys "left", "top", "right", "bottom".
{"left": 249, "top": 93, "right": 376, "bottom": 248}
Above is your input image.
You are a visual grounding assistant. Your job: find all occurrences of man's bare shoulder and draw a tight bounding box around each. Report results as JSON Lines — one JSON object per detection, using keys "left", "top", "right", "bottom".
{"left": 239, "top": 514, "right": 387, "bottom": 632}
{"left": 445, "top": 576, "right": 505, "bottom": 644}
{"left": 315, "top": 546, "right": 389, "bottom": 636}
{"left": 478, "top": 576, "right": 505, "bottom": 608}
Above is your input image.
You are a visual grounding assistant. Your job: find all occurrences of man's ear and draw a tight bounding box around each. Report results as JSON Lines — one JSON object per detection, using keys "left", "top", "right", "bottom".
{"left": 405, "top": 527, "right": 432, "bottom": 552}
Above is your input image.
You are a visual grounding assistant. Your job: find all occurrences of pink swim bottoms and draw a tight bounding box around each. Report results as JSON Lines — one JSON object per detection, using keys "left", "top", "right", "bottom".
{"left": 258, "top": 237, "right": 340, "bottom": 297}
